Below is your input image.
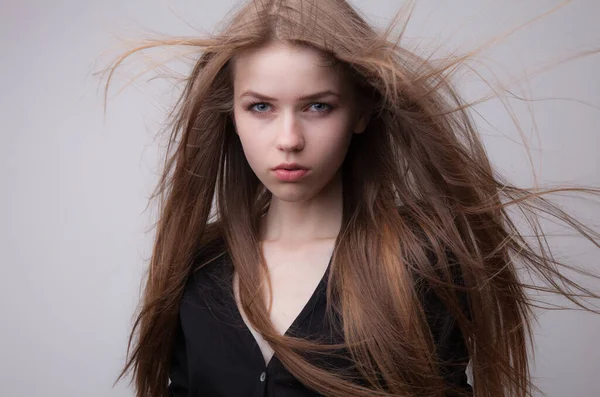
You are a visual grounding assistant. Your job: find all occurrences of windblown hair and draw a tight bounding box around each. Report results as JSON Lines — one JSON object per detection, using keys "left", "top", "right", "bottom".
{"left": 105, "top": 1, "right": 600, "bottom": 396}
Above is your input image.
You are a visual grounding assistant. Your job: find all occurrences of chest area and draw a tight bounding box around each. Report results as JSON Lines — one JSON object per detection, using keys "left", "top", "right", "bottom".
{"left": 233, "top": 246, "right": 333, "bottom": 364}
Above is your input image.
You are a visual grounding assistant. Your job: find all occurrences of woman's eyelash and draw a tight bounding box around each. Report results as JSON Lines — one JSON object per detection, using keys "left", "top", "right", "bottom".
{"left": 245, "top": 102, "right": 333, "bottom": 113}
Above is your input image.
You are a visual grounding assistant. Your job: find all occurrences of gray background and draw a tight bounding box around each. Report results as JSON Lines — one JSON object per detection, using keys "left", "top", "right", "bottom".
{"left": 1, "top": 1, "right": 599, "bottom": 396}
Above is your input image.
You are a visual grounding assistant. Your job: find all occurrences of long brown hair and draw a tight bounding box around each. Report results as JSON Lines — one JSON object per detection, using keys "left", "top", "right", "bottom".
{"left": 104, "top": 1, "right": 600, "bottom": 396}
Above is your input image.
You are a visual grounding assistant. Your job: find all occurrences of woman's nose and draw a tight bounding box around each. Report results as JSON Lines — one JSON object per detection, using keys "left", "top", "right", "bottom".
{"left": 275, "top": 111, "right": 305, "bottom": 152}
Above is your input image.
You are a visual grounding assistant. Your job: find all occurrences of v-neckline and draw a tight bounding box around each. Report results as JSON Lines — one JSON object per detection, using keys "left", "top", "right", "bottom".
{"left": 228, "top": 254, "right": 332, "bottom": 370}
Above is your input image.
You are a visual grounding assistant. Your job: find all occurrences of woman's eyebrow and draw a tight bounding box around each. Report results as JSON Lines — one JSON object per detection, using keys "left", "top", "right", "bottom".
{"left": 238, "top": 89, "right": 341, "bottom": 101}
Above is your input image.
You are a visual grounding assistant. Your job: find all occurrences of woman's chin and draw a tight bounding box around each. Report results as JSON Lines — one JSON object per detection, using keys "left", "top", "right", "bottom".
{"left": 266, "top": 184, "right": 316, "bottom": 203}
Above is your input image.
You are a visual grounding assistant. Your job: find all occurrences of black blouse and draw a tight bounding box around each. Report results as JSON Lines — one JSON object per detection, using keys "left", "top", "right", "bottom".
{"left": 168, "top": 251, "right": 472, "bottom": 396}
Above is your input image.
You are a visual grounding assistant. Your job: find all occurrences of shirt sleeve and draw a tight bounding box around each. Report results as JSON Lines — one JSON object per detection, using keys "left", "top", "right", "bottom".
{"left": 429, "top": 305, "right": 473, "bottom": 395}
{"left": 396, "top": 207, "right": 472, "bottom": 394}
{"left": 167, "top": 314, "right": 189, "bottom": 397}
{"left": 421, "top": 265, "right": 473, "bottom": 396}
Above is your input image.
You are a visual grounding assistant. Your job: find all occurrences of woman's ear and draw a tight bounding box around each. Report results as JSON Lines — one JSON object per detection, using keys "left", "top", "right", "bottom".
{"left": 353, "top": 106, "right": 372, "bottom": 134}
{"left": 230, "top": 113, "right": 238, "bottom": 134}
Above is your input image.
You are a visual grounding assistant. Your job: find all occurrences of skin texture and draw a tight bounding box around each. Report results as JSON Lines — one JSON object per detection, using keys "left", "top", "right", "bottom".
{"left": 230, "top": 42, "right": 370, "bottom": 365}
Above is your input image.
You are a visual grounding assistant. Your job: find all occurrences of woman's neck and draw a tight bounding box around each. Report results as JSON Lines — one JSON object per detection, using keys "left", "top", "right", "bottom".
{"left": 260, "top": 172, "right": 343, "bottom": 245}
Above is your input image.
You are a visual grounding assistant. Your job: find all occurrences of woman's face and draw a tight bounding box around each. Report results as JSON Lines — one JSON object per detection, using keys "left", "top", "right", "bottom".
{"left": 232, "top": 42, "right": 369, "bottom": 203}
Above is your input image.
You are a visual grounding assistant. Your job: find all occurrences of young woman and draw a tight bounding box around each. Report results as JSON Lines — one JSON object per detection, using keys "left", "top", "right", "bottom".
{"left": 107, "top": 1, "right": 600, "bottom": 396}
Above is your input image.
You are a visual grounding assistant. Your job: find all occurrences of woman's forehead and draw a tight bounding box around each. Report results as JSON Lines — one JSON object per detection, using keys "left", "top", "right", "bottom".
{"left": 231, "top": 42, "right": 351, "bottom": 99}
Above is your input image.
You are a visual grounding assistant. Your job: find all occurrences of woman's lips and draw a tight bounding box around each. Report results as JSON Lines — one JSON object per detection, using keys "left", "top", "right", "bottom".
{"left": 272, "top": 163, "right": 309, "bottom": 182}
{"left": 273, "top": 168, "right": 309, "bottom": 182}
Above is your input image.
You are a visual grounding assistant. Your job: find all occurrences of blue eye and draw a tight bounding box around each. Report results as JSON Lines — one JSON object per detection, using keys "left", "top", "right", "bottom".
{"left": 245, "top": 102, "right": 333, "bottom": 114}
{"left": 249, "top": 102, "right": 270, "bottom": 112}
{"left": 308, "top": 103, "right": 331, "bottom": 112}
